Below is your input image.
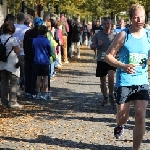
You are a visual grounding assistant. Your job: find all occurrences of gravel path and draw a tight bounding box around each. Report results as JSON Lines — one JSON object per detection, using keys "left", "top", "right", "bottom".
{"left": 0, "top": 46, "right": 149, "bottom": 150}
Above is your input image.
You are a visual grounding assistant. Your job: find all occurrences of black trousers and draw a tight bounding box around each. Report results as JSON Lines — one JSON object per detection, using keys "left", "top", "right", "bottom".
{"left": 24, "top": 61, "right": 37, "bottom": 95}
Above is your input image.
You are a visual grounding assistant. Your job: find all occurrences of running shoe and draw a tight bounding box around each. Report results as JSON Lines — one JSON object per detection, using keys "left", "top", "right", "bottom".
{"left": 41, "top": 92, "right": 51, "bottom": 101}
{"left": 64, "top": 60, "right": 69, "bottom": 64}
{"left": 9, "top": 102, "right": 23, "bottom": 109}
{"left": 34, "top": 92, "right": 41, "bottom": 100}
{"left": 101, "top": 97, "right": 109, "bottom": 106}
{"left": 77, "top": 55, "right": 80, "bottom": 59}
{"left": 114, "top": 125, "right": 124, "bottom": 139}
{"left": 26, "top": 93, "right": 33, "bottom": 99}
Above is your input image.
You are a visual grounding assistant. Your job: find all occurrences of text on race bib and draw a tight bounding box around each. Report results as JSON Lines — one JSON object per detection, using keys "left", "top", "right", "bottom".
{"left": 129, "top": 53, "right": 147, "bottom": 65}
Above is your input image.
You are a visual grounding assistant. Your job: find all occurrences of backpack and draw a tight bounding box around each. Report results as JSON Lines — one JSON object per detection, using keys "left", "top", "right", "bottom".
{"left": 54, "top": 29, "right": 59, "bottom": 44}
{"left": 0, "top": 36, "right": 13, "bottom": 62}
{"left": 61, "top": 21, "right": 67, "bottom": 36}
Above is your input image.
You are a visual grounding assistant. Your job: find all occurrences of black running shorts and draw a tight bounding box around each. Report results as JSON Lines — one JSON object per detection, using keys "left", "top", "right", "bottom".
{"left": 96, "top": 61, "right": 116, "bottom": 77}
{"left": 114, "top": 85, "right": 149, "bottom": 105}
{"left": 34, "top": 64, "right": 49, "bottom": 76}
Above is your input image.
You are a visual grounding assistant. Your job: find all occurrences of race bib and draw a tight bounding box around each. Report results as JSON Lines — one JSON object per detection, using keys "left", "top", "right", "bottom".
{"left": 129, "top": 53, "right": 147, "bottom": 65}
{"left": 101, "top": 52, "right": 106, "bottom": 60}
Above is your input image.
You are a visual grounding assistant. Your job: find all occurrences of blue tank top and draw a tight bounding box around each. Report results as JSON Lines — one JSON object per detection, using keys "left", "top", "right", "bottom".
{"left": 116, "top": 28, "right": 150, "bottom": 87}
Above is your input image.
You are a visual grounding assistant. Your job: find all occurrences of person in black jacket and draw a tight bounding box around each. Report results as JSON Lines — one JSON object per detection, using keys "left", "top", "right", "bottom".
{"left": 70, "top": 18, "right": 81, "bottom": 59}
{"left": 24, "top": 17, "right": 44, "bottom": 98}
{"left": 67, "top": 18, "right": 72, "bottom": 56}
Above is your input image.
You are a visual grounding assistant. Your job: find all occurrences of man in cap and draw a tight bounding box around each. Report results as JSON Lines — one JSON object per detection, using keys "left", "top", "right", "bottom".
{"left": 24, "top": 17, "right": 44, "bottom": 99}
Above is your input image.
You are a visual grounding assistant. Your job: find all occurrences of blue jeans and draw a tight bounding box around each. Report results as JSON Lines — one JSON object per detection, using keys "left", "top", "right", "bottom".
{"left": 88, "top": 36, "right": 91, "bottom": 48}
{"left": 80, "top": 34, "right": 83, "bottom": 45}
{"left": 25, "top": 62, "right": 37, "bottom": 95}
{"left": 50, "top": 62, "right": 55, "bottom": 77}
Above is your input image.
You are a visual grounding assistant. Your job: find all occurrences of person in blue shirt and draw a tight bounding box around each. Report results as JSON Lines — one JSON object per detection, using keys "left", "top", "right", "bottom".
{"left": 33, "top": 25, "right": 52, "bottom": 100}
{"left": 114, "top": 19, "right": 126, "bottom": 33}
{"left": 105, "top": 3, "right": 150, "bottom": 150}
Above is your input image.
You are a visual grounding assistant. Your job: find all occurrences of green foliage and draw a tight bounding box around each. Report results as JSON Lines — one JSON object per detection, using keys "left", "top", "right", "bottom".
{"left": 6, "top": 0, "right": 150, "bottom": 20}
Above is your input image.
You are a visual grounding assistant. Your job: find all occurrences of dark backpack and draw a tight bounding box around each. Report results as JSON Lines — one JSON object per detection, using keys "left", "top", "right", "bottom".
{"left": 54, "top": 29, "right": 59, "bottom": 43}
{"left": 0, "top": 36, "right": 13, "bottom": 62}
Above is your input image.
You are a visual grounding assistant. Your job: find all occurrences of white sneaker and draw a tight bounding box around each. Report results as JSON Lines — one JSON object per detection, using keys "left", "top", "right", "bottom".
{"left": 64, "top": 60, "right": 69, "bottom": 64}
{"left": 77, "top": 55, "right": 80, "bottom": 59}
{"left": 9, "top": 103, "right": 23, "bottom": 109}
{"left": 77, "top": 51, "right": 80, "bottom": 59}
{"left": 55, "top": 64, "right": 62, "bottom": 69}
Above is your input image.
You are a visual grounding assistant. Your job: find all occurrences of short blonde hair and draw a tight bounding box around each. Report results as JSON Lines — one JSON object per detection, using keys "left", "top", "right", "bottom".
{"left": 129, "top": 3, "right": 145, "bottom": 19}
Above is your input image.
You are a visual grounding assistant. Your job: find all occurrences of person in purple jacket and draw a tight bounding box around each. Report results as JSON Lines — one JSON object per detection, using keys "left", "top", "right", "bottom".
{"left": 32, "top": 25, "right": 52, "bottom": 100}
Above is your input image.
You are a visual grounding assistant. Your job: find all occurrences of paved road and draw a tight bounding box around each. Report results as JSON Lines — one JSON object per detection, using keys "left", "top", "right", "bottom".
{"left": 0, "top": 46, "right": 149, "bottom": 150}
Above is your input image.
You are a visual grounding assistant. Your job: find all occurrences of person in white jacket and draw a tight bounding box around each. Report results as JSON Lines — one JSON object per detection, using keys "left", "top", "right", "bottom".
{"left": 0, "top": 21, "right": 23, "bottom": 109}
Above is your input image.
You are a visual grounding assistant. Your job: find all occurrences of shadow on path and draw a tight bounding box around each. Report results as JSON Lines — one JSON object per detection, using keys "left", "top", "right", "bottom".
{"left": 0, "top": 135, "right": 132, "bottom": 150}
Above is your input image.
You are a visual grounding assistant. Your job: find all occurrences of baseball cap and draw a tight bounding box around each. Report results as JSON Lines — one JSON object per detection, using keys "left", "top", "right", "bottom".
{"left": 34, "top": 17, "right": 44, "bottom": 26}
